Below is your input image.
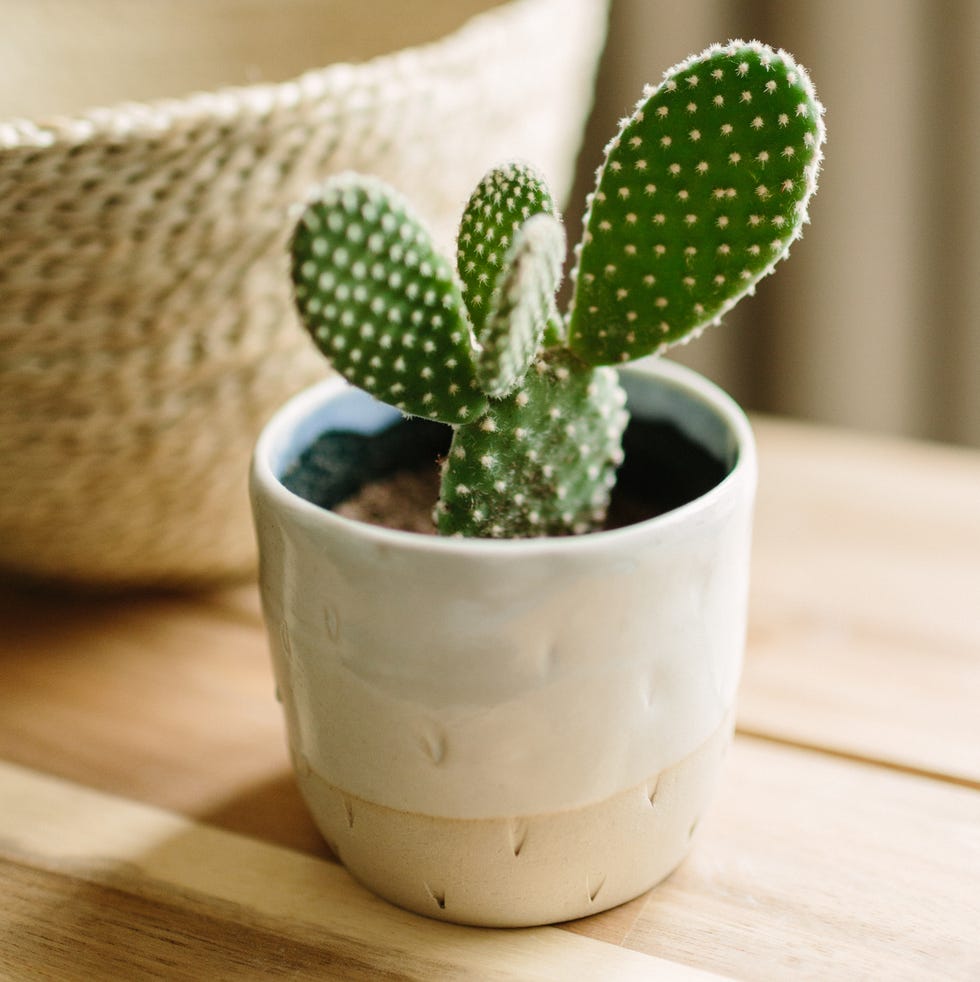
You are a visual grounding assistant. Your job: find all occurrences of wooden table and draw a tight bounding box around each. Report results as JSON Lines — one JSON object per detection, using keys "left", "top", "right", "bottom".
{"left": 2, "top": 417, "right": 978, "bottom": 980}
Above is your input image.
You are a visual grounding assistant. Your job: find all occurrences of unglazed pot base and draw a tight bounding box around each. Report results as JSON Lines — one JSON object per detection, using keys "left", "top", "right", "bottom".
{"left": 296, "top": 711, "right": 733, "bottom": 927}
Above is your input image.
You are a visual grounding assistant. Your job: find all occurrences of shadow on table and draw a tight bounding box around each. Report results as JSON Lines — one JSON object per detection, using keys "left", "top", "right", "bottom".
{"left": 204, "top": 769, "right": 336, "bottom": 860}
{"left": 2, "top": 852, "right": 400, "bottom": 980}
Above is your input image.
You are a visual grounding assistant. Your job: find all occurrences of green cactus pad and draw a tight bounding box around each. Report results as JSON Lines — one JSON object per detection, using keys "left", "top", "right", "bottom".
{"left": 436, "top": 353, "right": 628, "bottom": 538}
{"left": 476, "top": 213, "right": 566, "bottom": 398}
{"left": 288, "top": 42, "right": 824, "bottom": 543}
{"left": 568, "top": 40, "right": 825, "bottom": 366}
{"left": 291, "top": 174, "right": 488, "bottom": 423}
{"left": 457, "top": 162, "right": 558, "bottom": 332}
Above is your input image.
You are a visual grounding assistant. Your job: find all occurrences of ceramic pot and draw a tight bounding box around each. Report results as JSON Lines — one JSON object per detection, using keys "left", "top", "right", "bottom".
{"left": 250, "top": 358, "right": 756, "bottom": 927}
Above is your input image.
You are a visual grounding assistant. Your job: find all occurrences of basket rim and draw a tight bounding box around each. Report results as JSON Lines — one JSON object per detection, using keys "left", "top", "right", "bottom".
{"left": 0, "top": 0, "right": 556, "bottom": 151}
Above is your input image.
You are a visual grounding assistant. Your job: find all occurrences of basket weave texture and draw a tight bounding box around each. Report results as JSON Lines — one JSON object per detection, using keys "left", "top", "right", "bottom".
{"left": 0, "top": 0, "right": 608, "bottom": 586}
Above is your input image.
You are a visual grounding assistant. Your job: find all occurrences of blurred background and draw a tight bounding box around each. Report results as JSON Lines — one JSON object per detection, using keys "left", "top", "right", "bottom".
{"left": 575, "top": 0, "right": 980, "bottom": 448}
{"left": 2, "top": 0, "right": 978, "bottom": 587}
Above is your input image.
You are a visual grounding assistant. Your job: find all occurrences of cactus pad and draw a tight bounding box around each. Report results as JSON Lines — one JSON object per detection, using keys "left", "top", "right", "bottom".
{"left": 475, "top": 212, "right": 566, "bottom": 398}
{"left": 568, "top": 40, "right": 824, "bottom": 366}
{"left": 291, "top": 174, "right": 488, "bottom": 423}
{"left": 436, "top": 354, "right": 628, "bottom": 538}
{"left": 457, "top": 162, "right": 558, "bottom": 330}
{"left": 288, "top": 42, "right": 824, "bottom": 540}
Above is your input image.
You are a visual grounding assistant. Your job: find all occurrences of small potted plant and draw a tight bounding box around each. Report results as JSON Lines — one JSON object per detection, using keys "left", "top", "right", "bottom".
{"left": 251, "top": 40, "right": 824, "bottom": 927}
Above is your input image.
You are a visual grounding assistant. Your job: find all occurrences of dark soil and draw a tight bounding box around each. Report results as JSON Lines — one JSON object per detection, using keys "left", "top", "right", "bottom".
{"left": 281, "top": 416, "right": 728, "bottom": 535}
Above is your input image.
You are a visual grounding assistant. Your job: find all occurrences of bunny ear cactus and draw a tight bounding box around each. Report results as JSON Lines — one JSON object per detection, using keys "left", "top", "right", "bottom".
{"left": 290, "top": 40, "right": 825, "bottom": 539}
{"left": 568, "top": 40, "right": 825, "bottom": 365}
{"left": 456, "top": 161, "right": 566, "bottom": 372}
{"left": 291, "top": 178, "right": 489, "bottom": 424}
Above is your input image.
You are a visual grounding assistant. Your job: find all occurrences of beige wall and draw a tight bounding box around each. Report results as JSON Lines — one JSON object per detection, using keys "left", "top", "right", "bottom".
{"left": 575, "top": 0, "right": 980, "bottom": 447}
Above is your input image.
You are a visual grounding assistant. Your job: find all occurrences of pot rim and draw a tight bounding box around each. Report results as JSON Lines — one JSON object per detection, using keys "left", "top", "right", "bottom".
{"left": 250, "top": 357, "right": 756, "bottom": 559}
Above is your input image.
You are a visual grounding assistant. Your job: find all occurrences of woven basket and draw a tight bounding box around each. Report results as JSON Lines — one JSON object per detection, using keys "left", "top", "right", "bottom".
{"left": 0, "top": 0, "right": 608, "bottom": 587}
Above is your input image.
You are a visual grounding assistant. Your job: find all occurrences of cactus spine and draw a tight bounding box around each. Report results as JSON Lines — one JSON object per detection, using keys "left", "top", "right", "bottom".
{"left": 290, "top": 40, "right": 825, "bottom": 537}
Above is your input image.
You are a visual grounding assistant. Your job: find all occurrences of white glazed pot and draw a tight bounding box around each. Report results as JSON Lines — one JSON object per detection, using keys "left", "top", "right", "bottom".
{"left": 250, "top": 359, "right": 756, "bottom": 927}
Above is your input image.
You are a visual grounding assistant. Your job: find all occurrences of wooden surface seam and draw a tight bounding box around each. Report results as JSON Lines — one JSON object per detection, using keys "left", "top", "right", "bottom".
{"left": 0, "top": 760, "right": 724, "bottom": 981}
{"left": 733, "top": 726, "right": 980, "bottom": 793}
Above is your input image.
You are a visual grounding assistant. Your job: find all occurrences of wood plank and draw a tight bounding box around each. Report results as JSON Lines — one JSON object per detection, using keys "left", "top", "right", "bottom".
{"left": 0, "top": 859, "right": 406, "bottom": 982}
{"left": 742, "top": 418, "right": 980, "bottom": 785}
{"left": 0, "top": 584, "right": 324, "bottom": 856}
{"left": 0, "top": 761, "right": 721, "bottom": 981}
{"left": 623, "top": 735, "right": 980, "bottom": 980}
{"left": 1, "top": 417, "right": 977, "bottom": 972}
{"left": 3, "top": 730, "right": 978, "bottom": 980}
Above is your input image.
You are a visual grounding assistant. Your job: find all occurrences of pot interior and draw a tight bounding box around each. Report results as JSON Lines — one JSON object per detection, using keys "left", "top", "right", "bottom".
{"left": 619, "top": 362, "right": 742, "bottom": 471}
{"left": 0, "top": 0, "right": 506, "bottom": 120}
{"left": 278, "top": 371, "right": 732, "bottom": 533}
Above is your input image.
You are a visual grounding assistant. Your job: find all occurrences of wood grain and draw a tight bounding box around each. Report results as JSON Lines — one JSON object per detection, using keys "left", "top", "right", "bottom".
{"left": 0, "top": 585, "right": 322, "bottom": 855}
{"left": 2, "top": 732, "right": 978, "bottom": 981}
{"left": 743, "top": 418, "right": 980, "bottom": 785}
{"left": 624, "top": 735, "right": 980, "bottom": 981}
{"left": 0, "top": 762, "right": 720, "bottom": 982}
{"left": 1, "top": 859, "right": 400, "bottom": 982}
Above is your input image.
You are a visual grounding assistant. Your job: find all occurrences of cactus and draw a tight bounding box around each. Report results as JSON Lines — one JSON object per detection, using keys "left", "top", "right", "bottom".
{"left": 290, "top": 40, "right": 825, "bottom": 538}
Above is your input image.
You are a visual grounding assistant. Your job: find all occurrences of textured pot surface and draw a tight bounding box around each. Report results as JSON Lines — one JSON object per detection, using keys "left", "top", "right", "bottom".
{"left": 251, "top": 359, "right": 756, "bottom": 925}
